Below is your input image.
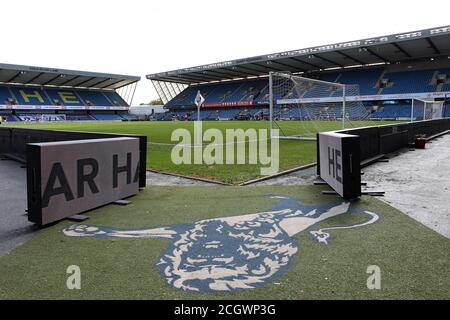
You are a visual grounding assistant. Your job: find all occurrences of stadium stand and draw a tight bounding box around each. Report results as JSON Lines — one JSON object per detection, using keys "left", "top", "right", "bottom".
{"left": 0, "top": 63, "right": 139, "bottom": 123}
{"left": 77, "top": 91, "right": 113, "bottom": 106}
{"left": 204, "top": 82, "right": 242, "bottom": 104}
{"left": 65, "top": 114, "right": 95, "bottom": 121}
{"left": 6, "top": 115, "right": 20, "bottom": 122}
{"left": 227, "top": 81, "right": 267, "bottom": 103}
{"left": 45, "top": 89, "right": 84, "bottom": 106}
{"left": 0, "top": 86, "right": 128, "bottom": 107}
{"left": 162, "top": 67, "right": 447, "bottom": 109}
{"left": 11, "top": 87, "right": 52, "bottom": 105}
{"left": 147, "top": 26, "right": 450, "bottom": 122}
{"left": 118, "top": 112, "right": 134, "bottom": 120}
{"left": 104, "top": 91, "right": 128, "bottom": 106}
{"left": 441, "top": 82, "right": 450, "bottom": 92}
{"left": 154, "top": 65, "right": 450, "bottom": 121}
{"left": 90, "top": 112, "right": 124, "bottom": 121}
{"left": 330, "top": 69, "right": 382, "bottom": 96}
{"left": 0, "top": 87, "right": 13, "bottom": 104}
{"left": 381, "top": 69, "right": 437, "bottom": 94}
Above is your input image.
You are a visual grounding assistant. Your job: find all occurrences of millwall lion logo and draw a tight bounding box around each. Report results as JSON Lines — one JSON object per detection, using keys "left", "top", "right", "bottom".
{"left": 63, "top": 195, "right": 378, "bottom": 293}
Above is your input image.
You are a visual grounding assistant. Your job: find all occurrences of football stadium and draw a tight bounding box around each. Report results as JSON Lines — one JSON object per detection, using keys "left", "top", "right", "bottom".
{"left": 0, "top": 22, "right": 449, "bottom": 307}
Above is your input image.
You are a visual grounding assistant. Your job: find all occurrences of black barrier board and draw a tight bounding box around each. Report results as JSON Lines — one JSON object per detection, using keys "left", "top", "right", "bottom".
{"left": 0, "top": 127, "right": 147, "bottom": 188}
{"left": 317, "top": 118, "right": 450, "bottom": 199}
{"left": 27, "top": 138, "right": 140, "bottom": 226}
{"left": 317, "top": 118, "right": 450, "bottom": 174}
{"left": 318, "top": 132, "right": 361, "bottom": 199}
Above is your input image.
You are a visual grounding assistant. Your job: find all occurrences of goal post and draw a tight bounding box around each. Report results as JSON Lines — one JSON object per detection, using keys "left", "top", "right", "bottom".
{"left": 410, "top": 98, "right": 444, "bottom": 121}
{"left": 268, "top": 72, "right": 370, "bottom": 140}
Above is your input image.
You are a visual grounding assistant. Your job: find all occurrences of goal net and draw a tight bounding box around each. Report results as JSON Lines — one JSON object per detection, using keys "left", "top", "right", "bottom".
{"left": 411, "top": 99, "right": 444, "bottom": 121}
{"left": 269, "top": 72, "right": 371, "bottom": 140}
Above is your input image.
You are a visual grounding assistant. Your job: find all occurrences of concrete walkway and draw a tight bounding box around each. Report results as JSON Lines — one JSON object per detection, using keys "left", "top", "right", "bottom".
{"left": 363, "top": 135, "right": 450, "bottom": 239}
{"left": 0, "top": 160, "right": 39, "bottom": 257}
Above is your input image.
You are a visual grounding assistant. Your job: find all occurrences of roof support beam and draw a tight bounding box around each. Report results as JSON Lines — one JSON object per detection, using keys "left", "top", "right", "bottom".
{"left": 152, "top": 80, "right": 169, "bottom": 104}
{"left": 72, "top": 77, "right": 97, "bottom": 88}
{"left": 42, "top": 74, "right": 63, "bottom": 86}
{"left": 59, "top": 75, "right": 81, "bottom": 87}
{"left": 269, "top": 60, "right": 304, "bottom": 72}
{"left": 312, "top": 54, "right": 344, "bottom": 68}
{"left": 336, "top": 50, "right": 365, "bottom": 65}
{"left": 284, "top": 58, "right": 308, "bottom": 72}
{"left": 150, "top": 76, "right": 192, "bottom": 84}
{"left": 189, "top": 73, "right": 224, "bottom": 81}
{"left": 6, "top": 71, "right": 23, "bottom": 83}
{"left": 173, "top": 74, "right": 209, "bottom": 82}
{"left": 290, "top": 57, "right": 322, "bottom": 70}
{"left": 127, "top": 82, "right": 138, "bottom": 105}
{"left": 253, "top": 63, "right": 285, "bottom": 72}
{"left": 168, "top": 82, "right": 179, "bottom": 97}
{"left": 426, "top": 37, "right": 441, "bottom": 55}
{"left": 364, "top": 47, "right": 388, "bottom": 62}
{"left": 161, "top": 78, "right": 193, "bottom": 85}
{"left": 217, "top": 68, "right": 253, "bottom": 78}
{"left": 202, "top": 70, "right": 236, "bottom": 79}
{"left": 175, "top": 82, "right": 187, "bottom": 92}
{"left": 26, "top": 72, "right": 45, "bottom": 84}
{"left": 99, "top": 79, "right": 123, "bottom": 89}
{"left": 392, "top": 43, "right": 412, "bottom": 58}
{"left": 230, "top": 66, "right": 262, "bottom": 76}
{"left": 89, "top": 78, "right": 112, "bottom": 89}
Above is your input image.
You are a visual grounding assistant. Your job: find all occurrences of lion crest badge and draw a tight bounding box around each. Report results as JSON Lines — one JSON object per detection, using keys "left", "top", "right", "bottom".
{"left": 63, "top": 195, "right": 378, "bottom": 293}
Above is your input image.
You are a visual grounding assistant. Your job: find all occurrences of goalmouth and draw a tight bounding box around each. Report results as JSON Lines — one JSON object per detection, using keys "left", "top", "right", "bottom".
{"left": 269, "top": 72, "right": 372, "bottom": 140}
{"left": 410, "top": 98, "right": 445, "bottom": 122}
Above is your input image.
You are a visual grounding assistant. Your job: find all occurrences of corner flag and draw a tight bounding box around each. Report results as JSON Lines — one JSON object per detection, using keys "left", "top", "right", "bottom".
{"left": 194, "top": 90, "right": 205, "bottom": 107}
{"left": 194, "top": 90, "right": 205, "bottom": 122}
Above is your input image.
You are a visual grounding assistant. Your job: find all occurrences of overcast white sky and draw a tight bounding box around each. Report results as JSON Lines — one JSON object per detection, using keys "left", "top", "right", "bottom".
{"left": 1, "top": 0, "right": 449, "bottom": 104}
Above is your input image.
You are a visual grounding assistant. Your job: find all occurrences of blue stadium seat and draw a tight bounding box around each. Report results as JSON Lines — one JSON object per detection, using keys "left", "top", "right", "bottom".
{"left": 9, "top": 65, "right": 432, "bottom": 123}
{"left": 165, "top": 67, "right": 445, "bottom": 112}
{"left": 0, "top": 87, "right": 13, "bottom": 104}
{"left": 10, "top": 87, "right": 52, "bottom": 105}
{"left": 225, "top": 81, "right": 267, "bottom": 102}
{"left": 91, "top": 113, "right": 123, "bottom": 120}
{"left": 103, "top": 91, "right": 128, "bottom": 106}
{"left": 45, "top": 89, "right": 84, "bottom": 106}
{"left": 1, "top": 85, "right": 128, "bottom": 108}
{"left": 318, "top": 73, "right": 339, "bottom": 83}
{"left": 204, "top": 82, "right": 244, "bottom": 103}
{"left": 337, "top": 69, "right": 382, "bottom": 95}
{"left": 6, "top": 115, "right": 20, "bottom": 122}
{"left": 118, "top": 113, "right": 132, "bottom": 120}
{"left": 369, "top": 105, "right": 414, "bottom": 120}
{"left": 77, "top": 91, "right": 112, "bottom": 106}
{"left": 166, "top": 84, "right": 218, "bottom": 108}
{"left": 382, "top": 70, "right": 436, "bottom": 94}
{"left": 217, "top": 108, "right": 239, "bottom": 119}
{"left": 64, "top": 112, "right": 95, "bottom": 121}
{"left": 443, "top": 104, "right": 450, "bottom": 118}
{"left": 441, "top": 83, "right": 450, "bottom": 92}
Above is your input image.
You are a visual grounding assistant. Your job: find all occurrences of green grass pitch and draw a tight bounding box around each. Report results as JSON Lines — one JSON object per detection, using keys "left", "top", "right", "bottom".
{"left": 6, "top": 120, "right": 397, "bottom": 184}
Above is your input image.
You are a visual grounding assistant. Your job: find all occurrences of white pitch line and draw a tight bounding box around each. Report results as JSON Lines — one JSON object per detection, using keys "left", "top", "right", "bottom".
{"left": 146, "top": 138, "right": 271, "bottom": 148}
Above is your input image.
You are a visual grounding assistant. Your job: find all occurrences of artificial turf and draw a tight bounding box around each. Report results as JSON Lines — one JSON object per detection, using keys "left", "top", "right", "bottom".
{"left": 0, "top": 185, "right": 448, "bottom": 300}
{"left": 5, "top": 120, "right": 397, "bottom": 184}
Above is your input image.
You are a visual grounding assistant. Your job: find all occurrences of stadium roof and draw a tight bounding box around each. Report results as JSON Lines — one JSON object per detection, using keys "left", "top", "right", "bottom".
{"left": 147, "top": 25, "right": 450, "bottom": 85}
{"left": 0, "top": 63, "right": 140, "bottom": 90}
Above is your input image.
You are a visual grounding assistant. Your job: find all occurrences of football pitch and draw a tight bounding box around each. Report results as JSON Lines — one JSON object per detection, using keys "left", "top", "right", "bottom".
{"left": 6, "top": 120, "right": 397, "bottom": 184}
